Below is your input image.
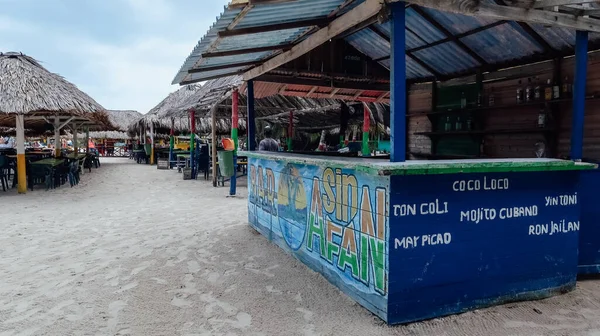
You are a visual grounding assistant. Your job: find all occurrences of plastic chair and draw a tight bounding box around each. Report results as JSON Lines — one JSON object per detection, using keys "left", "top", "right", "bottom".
{"left": 0, "top": 156, "right": 9, "bottom": 192}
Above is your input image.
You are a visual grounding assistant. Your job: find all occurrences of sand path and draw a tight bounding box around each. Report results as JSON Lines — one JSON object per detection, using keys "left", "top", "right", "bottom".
{"left": 1, "top": 158, "right": 600, "bottom": 336}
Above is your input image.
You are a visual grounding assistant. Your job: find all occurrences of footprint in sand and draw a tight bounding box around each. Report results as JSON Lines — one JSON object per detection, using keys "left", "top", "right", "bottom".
{"left": 130, "top": 260, "right": 155, "bottom": 276}
{"left": 187, "top": 260, "right": 201, "bottom": 273}
{"left": 114, "top": 281, "right": 138, "bottom": 294}
{"left": 266, "top": 286, "right": 282, "bottom": 295}
{"left": 171, "top": 296, "right": 192, "bottom": 307}
{"left": 209, "top": 312, "right": 252, "bottom": 330}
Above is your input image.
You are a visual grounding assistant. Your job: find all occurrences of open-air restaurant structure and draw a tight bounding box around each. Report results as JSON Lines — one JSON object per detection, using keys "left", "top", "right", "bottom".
{"left": 6, "top": 0, "right": 600, "bottom": 327}
{"left": 0, "top": 52, "right": 115, "bottom": 193}
{"left": 166, "top": 0, "right": 600, "bottom": 325}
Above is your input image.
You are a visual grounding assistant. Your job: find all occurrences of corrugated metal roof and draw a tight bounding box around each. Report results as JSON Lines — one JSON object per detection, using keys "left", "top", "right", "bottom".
{"left": 173, "top": 0, "right": 600, "bottom": 86}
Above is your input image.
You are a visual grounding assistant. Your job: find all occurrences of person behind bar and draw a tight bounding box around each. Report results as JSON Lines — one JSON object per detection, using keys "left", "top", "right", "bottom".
{"left": 259, "top": 126, "right": 280, "bottom": 152}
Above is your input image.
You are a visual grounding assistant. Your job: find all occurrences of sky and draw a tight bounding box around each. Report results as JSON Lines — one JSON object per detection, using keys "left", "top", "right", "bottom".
{"left": 0, "top": 0, "right": 230, "bottom": 114}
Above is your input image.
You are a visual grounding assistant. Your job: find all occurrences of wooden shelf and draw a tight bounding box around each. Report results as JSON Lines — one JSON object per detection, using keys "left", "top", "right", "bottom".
{"left": 415, "top": 127, "right": 556, "bottom": 137}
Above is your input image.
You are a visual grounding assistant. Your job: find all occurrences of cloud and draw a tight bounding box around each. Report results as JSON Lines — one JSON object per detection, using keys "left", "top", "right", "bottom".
{"left": 59, "top": 36, "right": 190, "bottom": 113}
{"left": 123, "top": 0, "right": 175, "bottom": 22}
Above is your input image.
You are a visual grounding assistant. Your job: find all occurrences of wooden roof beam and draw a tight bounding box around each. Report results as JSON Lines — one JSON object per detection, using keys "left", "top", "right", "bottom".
{"left": 533, "top": 0, "right": 598, "bottom": 9}
{"left": 243, "top": 0, "right": 383, "bottom": 81}
{"left": 398, "top": 0, "right": 600, "bottom": 33}
{"left": 188, "top": 60, "right": 263, "bottom": 74}
{"left": 257, "top": 74, "right": 390, "bottom": 91}
{"left": 218, "top": 18, "right": 330, "bottom": 38}
{"left": 201, "top": 43, "right": 294, "bottom": 58}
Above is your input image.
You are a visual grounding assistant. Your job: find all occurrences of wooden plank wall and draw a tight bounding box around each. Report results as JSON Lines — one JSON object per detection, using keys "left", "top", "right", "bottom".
{"left": 407, "top": 51, "right": 600, "bottom": 160}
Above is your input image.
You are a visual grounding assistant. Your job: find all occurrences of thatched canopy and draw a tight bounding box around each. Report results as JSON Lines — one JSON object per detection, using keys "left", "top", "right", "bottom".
{"left": 0, "top": 52, "right": 106, "bottom": 133}
{"left": 130, "top": 85, "right": 201, "bottom": 134}
{"left": 106, "top": 110, "right": 142, "bottom": 131}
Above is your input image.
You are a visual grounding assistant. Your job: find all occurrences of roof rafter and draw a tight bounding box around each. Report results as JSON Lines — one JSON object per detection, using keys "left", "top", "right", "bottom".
{"left": 397, "top": 0, "right": 600, "bottom": 33}
{"left": 533, "top": 0, "right": 598, "bottom": 9}
{"left": 201, "top": 43, "right": 294, "bottom": 58}
{"left": 411, "top": 5, "right": 488, "bottom": 66}
{"left": 218, "top": 18, "right": 330, "bottom": 37}
{"left": 244, "top": 0, "right": 383, "bottom": 80}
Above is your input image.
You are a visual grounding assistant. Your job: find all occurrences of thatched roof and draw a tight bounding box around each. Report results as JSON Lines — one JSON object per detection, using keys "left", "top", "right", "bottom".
{"left": 0, "top": 52, "right": 104, "bottom": 115}
{"left": 106, "top": 110, "right": 142, "bottom": 131}
{"left": 0, "top": 52, "right": 107, "bottom": 134}
{"left": 129, "top": 85, "right": 201, "bottom": 134}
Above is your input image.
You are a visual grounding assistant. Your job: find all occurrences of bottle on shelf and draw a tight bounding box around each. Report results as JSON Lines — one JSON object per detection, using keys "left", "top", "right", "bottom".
{"left": 516, "top": 80, "right": 523, "bottom": 104}
{"left": 444, "top": 116, "right": 452, "bottom": 131}
{"left": 456, "top": 116, "right": 463, "bottom": 131}
{"left": 525, "top": 78, "right": 533, "bottom": 102}
{"left": 466, "top": 116, "right": 473, "bottom": 131}
{"left": 537, "top": 107, "right": 547, "bottom": 128}
{"left": 553, "top": 79, "right": 561, "bottom": 100}
{"left": 563, "top": 76, "right": 572, "bottom": 98}
{"left": 544, "top": 79, "right": 553, "bottom": 101}
{"left": 460, "top": 91, "right": 467, "bottom": 109}
{"left": 534, "top": 77, "right": 542, "bottom": 101}
{"left": 488, "top": 87, "right": 495, "bottom": 106}
{"left": 477, "top": 91, "right": 482, "bottom": 107}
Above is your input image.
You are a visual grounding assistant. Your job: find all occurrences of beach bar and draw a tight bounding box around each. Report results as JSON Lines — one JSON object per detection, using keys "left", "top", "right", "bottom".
{"left": 173, "top": 0, "right": 600, "bottom": 324}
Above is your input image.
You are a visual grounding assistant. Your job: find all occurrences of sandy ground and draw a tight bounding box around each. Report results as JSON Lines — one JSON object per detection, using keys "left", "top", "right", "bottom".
{"left": 2, "top": 158, "right": 600, "bottom": 336}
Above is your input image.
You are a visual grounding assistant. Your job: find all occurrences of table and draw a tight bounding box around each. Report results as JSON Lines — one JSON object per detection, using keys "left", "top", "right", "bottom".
{"left": 240, "top": 151, "right": 594, "bottom": 325}
{"left": 65, "top": 153, "right": 87, "bottom": 160}
{"left": 31, "top": 158, "right": 65, "bottom": 167}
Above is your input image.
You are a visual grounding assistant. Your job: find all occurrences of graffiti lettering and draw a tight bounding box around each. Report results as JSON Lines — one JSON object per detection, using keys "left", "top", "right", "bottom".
{"left": 322, "top": 168, "right": 359, "bottom": 223}
{"left": 529, "top": 220, "right": 580, "bottom": 236}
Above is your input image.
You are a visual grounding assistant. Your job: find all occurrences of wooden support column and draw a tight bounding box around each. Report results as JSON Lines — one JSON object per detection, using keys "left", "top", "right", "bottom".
{"left": 73, "top": 123, "right": 78, "bottom": 154}
{"left": 169, "top": 118, "right": 175, "bottom": 168}
{"left": 230, "top": 89, "right": 239, "bottom": 196}
{"left": 247, "top": 80, "right": 256, "bottom": 151}
{"left": 190, "top": 109, "right": 196, "bottom": 179}
{"left": 16, "top": 114, "right": 26, "bottom": 194}
{"left": 390, "top": 2, "right": 407, "bottom": 162}
{"left": 287, "top": 109, "right": 293, "bottom": 151}
{"left": 211, "top": 105, "right": 218, "bottom": 187}
{"left": 363, "top": 103, "right": 371, "bottom": 157}
{"left": 54, "top": 116, "right": 61, "bottom": 158}
{"left": 149, "top": 122, "right": 155, "bottom": 164}
{"left": 571, "top": 30, "right": 589, "bottom": 161}
{"left": 85, "top": 127, "right": 90, "bottom": 154}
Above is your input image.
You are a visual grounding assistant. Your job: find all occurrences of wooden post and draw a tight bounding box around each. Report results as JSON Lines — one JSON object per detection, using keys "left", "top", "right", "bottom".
{"left": 247, "top": 80, "right": 256, "bottom": 151}
{"left": 362, "top": 103, "right": 371, "bottom": 157}
{"left": 190, "top": 109, "right": 196, "bottom": 178}
{"left": 16, "top": 114, "right": 26, "bottom": 194}
{"left": 169, "top": 118, "right": 175, "bottom": 168}
{"left": 230, "top": 89, "right": 239, "bottom": 196}
{"left": 150, "top": 122, "right": 155, "bottom": 164}
{"left": 571, "top": 30, "right": 588, "bottom": 162}
{"left": 212, "top": 105, "right": 218, "bottom": 187}
{"left": 85, "top": 127, "right": 90, "bottom": 154}
{"left": 54, "top": 115, "right": 61, "bottom": 158}
{"left": 287, "top": 110, "right": 293, "bottom": 151}
{"left": 73, "top": 123, "right": 78, "bottom": 155}
{"left": 390, "top": 2, "right": 407, "bottom": 162}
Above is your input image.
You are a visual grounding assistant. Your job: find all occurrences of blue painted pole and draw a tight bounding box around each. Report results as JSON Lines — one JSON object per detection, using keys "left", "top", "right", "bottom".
{"left": 571, "top": 30, "right": 588, "bottom": 161}
{"left": 390, "top": 2, "right": 406, "bottom": 163}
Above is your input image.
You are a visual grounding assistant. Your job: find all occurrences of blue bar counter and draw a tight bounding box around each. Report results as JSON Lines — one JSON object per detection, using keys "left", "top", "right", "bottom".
{"left": 579, "top": 166, "right": 600, "bottom": 274}
{"left": 240, "top": 151, "right": 595, "bottom": 325}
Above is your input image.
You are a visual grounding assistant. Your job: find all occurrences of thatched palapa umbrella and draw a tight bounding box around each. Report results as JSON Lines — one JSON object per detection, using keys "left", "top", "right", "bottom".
{"left": 0, "top": 52, "right": 105, "bottom": 193}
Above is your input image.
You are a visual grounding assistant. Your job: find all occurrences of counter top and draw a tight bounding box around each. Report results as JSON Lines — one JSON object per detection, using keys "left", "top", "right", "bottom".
{"left": 239, "top": 151, "right": 596, "bottom": 176}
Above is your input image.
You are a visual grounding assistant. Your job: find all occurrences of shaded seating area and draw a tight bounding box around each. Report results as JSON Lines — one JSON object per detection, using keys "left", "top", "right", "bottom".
{"left": 0, "top": 52, "right": 114, "bottom": 194}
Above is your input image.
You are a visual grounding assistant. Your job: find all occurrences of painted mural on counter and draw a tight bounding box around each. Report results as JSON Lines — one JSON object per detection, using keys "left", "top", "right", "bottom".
{"left": 248, "top": 158, "right": 390, "bottom": 316}
{"left": 387, "top": 171, "right": 581, "bottom": 324}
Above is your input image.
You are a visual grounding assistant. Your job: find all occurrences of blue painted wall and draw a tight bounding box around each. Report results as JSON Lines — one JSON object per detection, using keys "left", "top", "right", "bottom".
{"left": 248, "top": 157, "right": 390, "bottom": 320}
{"left": 578, "top": 168, "right": 600, "bottom": 274}
{"left": 388, "top": 171, "right": 581, "bottom": 324}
